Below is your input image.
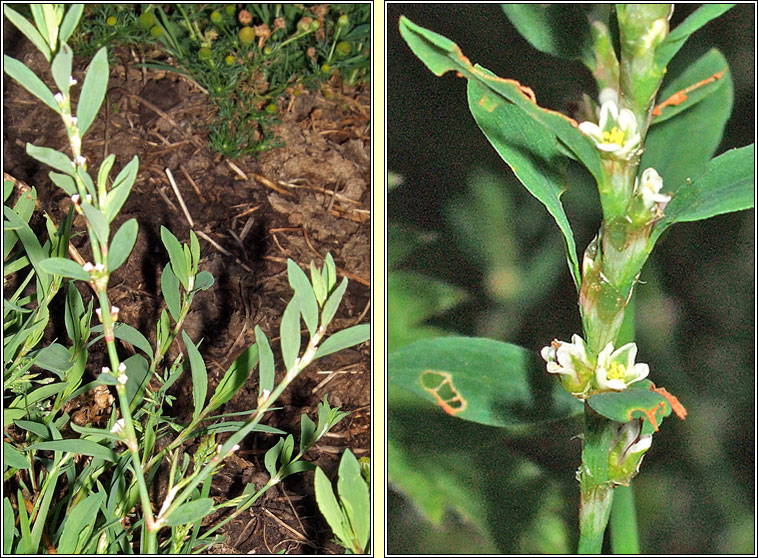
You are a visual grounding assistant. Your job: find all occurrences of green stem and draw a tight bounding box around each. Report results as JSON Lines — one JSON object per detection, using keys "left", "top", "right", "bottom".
{"left": 578, "top": 404, "right": 616, "bottom": 553}
{"left": 610, "top": 483, "right": 640, "bottom": 553}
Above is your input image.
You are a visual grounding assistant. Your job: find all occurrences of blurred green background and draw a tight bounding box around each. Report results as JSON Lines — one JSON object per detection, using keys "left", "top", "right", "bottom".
{"left": 387, "top": 4, "right": 754, "bottom": 554}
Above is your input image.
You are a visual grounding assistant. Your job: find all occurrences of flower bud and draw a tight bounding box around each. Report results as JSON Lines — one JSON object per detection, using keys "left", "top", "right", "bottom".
{"left": 608, "top": 419, "right": 652, "bottom": 485}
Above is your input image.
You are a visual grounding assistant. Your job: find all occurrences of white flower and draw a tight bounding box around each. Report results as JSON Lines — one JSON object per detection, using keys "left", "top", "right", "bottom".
{"left": 54, "top": 92, "right": 64, "bottom": 105}
{"left": 83, "top": 262, "right": 94, "bottom": 272}
{"left": 110, "top": 418, "right": 125, "bottom": 434}
{"left": 118, "top": 362, "right": 127, "bottom": 373}
{"left": 541, "top": 334, "right": 592, "bottom": 380}
{"left": 69, "top": 76, "right": 77, "bottom": 86}
{"left": 595, "top": 342, "right": 649, "bottom": 391}
{"left": 578, "top": 99, "right": 641, "bottom": 160}
{"left": 117, "top": 373, "right": 128, "bottom": 385}
{"left": 94, "top": 263, "right": 105, "bottom": 272}
{"left": 101, "top": 366, "right": 110, "bottom": 374}
{"left": 615, "top": 420, "right": 653, "bottom": 458}
{"left": 635, "top": 168, "right": 671, "bottom": 209}
{"left": 71, "top": 194, "right": 80, "bottom": 204}
{"left": 598, "top": 87, "right": 619, "bottom": 107}
{"left": 609, "top": 419, "right": 652, "bottom": 484}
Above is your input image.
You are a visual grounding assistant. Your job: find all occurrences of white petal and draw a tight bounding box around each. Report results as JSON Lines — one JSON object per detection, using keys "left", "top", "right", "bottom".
{"left": 541, "top": 345, "right": 556, "bottom": 362}
{"left": 598, "top": 88, "right": 619, "bottom": 107}
{"left": 627, "top": 363, "right": 649, "bottom": 383}
{"left": 598, "top": 101, "right": 619, "bottom": 128}
{"left": 578, "top": 121, "right": 602, "bottom": 139}
{"left": 627, "top": 434, "right": 652, "bottom": 454}
{"left": 617, "top": 108, "right": 638, "bottom": 133}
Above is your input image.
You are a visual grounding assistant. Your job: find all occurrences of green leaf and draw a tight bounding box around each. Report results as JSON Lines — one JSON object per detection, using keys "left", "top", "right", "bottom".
{"left": 501, "top": 4, "right": 593, "bottom": 65}
{"left": 4, "top": 442, "right": 29, "bottom": 470}
{"left": 3, "top": 497, "right": 14, "bottom": 553}
{"left": 164, "top": 498, "right": 214, "bottom": 527}
{"left": 104, "top": 156, "right": 139, "bottom": 222}
{"left": 314, "top": 467, "right": 350, "bottom": 544}
{"left": 96, "top": 154, "right": 116, "bottom": 195}
{"left": 160, "top": 264, "right": 181, "bottom": 322}
{"left": 310, "top": 261, "right": 327, "bottom": 306}
{"left": 50, "top": 43, "right": 73, "bottom": 97}
{"left": 265, "top": 439, "right": 284, "bottom": 478}
{"left": 398, "top": 16, "right": 604, "bottom": 288}
{"left": 26, "top": 144, "right": 73, "bottom": 175}
{"left": 587, "top": 387, "right": 672, "bottom": 435}
{"left": 651, "top": 49, "right": 731, "bottom": 124}
{"left": 79, "top": 202, "right": 109, "bottom": 245}
{"left": 389, "top": 337, "right": 582, "bottom": 428}
{"left": 255, "top": 326, "right": 275, "bottom": 399}
{"left": 651, "top": 145, "right": 754, "bottom": 244}
{"left": 182, "top": 331, "right": 207, "bottom": 421}
{"left": 108, "top": 218, "right": 137, "bottom": 272}
{"left": 56, "top": 491, "right": 104, "bottom": 554}
{"left": 3, "top": 6, "right": 51, "bottom": 61}
{"left": 92, "top": 323, "right": 152, "bottom": 360}
{"left": 321, "top": 277, "right": 348, "bottom": 328}
{"left": 3, "top": 56, "right": 59, "bottom": 113}
{"left": 337, "top": 450, "right": 370, "bottom": 552}
{"left": 58, "top": 4, "right": 84, "bottom": 45}
{"left": 26, "top": 439, "right": 117, "bottom": 462}
{"left": 300, "top": 413, "right": 316, "bottom": 452}
{"left": 280, "top": 296, "right": 301, "bottom": 373}
{"left": 15, "top": 419, "right": 49, "bottom": 439}
{"left": 49, "top": 172, "right": 76, "bottom": 197}
{"left": 655, "top": 4, "right": 734, "bottom": 69}
{"left": 38, "top": 257, "right": 89, "bottom": 281}
{"left": 314, "top": 324, "right": 370, "bottom": 359}
{"left": 123, "top": 354, "right": 149, "bottom": 408}
{"left": 208, "top": 344, "right": 259, "bottom": 411}
{"left": 34, "top": 342, "right": 74, "bottom": 377}
{"left": 288, "top": 259, "right": 318, "bottom": 336}
{"left": 467, "top": 77, "right": 582, "bottom": 287}
{"left": 76, "top": 47, "right": 108, "bottom": 136}
{"left": 642, "top": 49, "right": 733, "bottom": 211}
{"left": 189, "top": 230, "right": 200, "bottom": 274}
{"left": 192, "top": 270, "right": 214, "bottom": 292}
{"left": 161, "top": 226, "right": 189, "bottom": 289}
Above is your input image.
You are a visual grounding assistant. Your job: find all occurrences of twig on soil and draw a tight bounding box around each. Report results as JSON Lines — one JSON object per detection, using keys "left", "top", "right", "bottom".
{"left": 252, "top": 173, "right": 297, "bottom": 199}
{"left": 109, "top": 86, "right": 204, "bottom": 149}
{"left": 262, "top": 508, "right": 309, "bottom": 544}
{"left": 238, "top": 214, "right": 256, "bottom": 242}
{"left": 354, "top": 297, "right": 371, "bottom": 326}
{"left": 226, "top": 160, "right": 248, "bottom": 180}
{"left": 165, "top": 168, "right": 195, "bottom": 227}
{"left": 280, "top": 486, "right": 307, "bottom": 537}
{"left": 179, "top": 164, "right": 206, "bottom": 201}
{"left": 195, "top": 230, "right": 255, "bottom": 274}
{"left": 157, "top": 185, "right": 178, "bottom": 213}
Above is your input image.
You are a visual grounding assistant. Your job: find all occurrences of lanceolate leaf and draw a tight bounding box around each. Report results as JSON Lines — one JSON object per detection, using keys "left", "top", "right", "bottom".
{"left": 655, "top": 4, "right": 734, "bottom": 70}
{"left": 76, "top": 47, "right": 109, "bottom": 136}
{"left": 389, "top": 337, "right": 582, "bottom": 428}
{"left": 208, "top": 344, "right": 259, "bottom": 411}
{"left": 501, "top": 4, "right": 594, "bottom": 66}
{"left": 314, "top": 324, "right": 370, "bottom": 359}
{"left": 651, "top": 145, "right": 755, "bottom": 245}
{"left": 3, "top": 55, "right": 59, "bottom": 113}
{"left": 182, "top": 331, "right": 207, "bottom": 421}
{"left": 108, "top": 218, "right": 138, "bottom": 272}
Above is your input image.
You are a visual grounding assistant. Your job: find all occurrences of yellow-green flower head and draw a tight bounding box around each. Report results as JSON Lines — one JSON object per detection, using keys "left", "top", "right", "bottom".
{"left": 578, "top": 91, "right": 641, "bottom": 160}
{"left": 541, "top": 334, "right": 593, "bottom": 397}
{"left": 595, "top": 342, "right": 649, "bottom": 391}
{"left": 635, "top": 167, "right": 671, "bottom": 210}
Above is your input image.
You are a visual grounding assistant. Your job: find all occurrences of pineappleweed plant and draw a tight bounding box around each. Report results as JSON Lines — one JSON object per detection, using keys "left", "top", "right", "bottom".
{"left": 3, "top": 4, "right": 369, "bottom": 553}
{"left": 390, "top": 4, "right": 753, "bottom": 553}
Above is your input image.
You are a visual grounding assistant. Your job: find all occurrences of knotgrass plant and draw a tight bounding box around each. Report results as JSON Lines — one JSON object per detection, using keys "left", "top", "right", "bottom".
{"left": 3, "top": 4, "right": 370, "bottom": 553}
{"left": 390, "top": 5, "right": 753, "bottom": 553}
{"left": 69, "top": 3, "right": 371, "bottom": 158}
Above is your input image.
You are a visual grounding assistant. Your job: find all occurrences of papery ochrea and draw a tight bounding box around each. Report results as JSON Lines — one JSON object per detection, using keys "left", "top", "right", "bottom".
{"left": 578, "top": 88, "right": 641, "bottom": 160}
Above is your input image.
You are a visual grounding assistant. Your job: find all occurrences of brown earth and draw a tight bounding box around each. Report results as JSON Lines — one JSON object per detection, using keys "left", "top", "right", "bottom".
{"left": 3, "top": 32, "right": 371, "bottom": 555}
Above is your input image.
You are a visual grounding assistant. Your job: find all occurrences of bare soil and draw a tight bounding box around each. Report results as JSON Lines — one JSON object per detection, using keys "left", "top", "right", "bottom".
{"left": 3, "top": 32, "right": 370, "bottom": 555}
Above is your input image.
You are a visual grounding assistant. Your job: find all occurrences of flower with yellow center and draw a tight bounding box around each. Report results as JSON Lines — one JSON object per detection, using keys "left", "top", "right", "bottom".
{"left": 595, "top": 341, "right": 649, "bottom": 391}
{"left": 634, "top": 167, "right": 671, "bottom": 210}
{"left": 578, "top": 92, "right": 641, "bottom": 160}
{"left": 540, "top": 334, "right": 594, "bottom": 397}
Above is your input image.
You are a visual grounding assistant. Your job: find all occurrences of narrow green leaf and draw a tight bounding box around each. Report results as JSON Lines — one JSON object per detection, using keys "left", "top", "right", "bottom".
{"left": 97, "top": 154, "right": 116, "bottom": 196}
{"left": 652, "top": 145, "right": 755, "bottom": 244}
{"left": 34, "top": 342, "right": 73, "bottom": 377}
{"left": 160, "top": 226, "right": 189, "bottom": 289}
{"left": 279, "top": 460, "right": 317, "bottom": 479}
{"left": 321, "top": 277, "right": 348, "bottom": 329}
{"left": 182, "top": 331, "right": 208, "bottom": 421}
{"left": 58, "top": 4, "right": 84, "bottom": 45}
{"left": 192, "top": 270, "right": 214, "bottom": 292}
{"left": 76, "top": 47, "right": 109, "bottom": 135}
{"left": 2, "top": 497, "right": 14, "bottom": 553}
{"left": 3, "top": 56, "right": 59, "bottom": 113}
{"left": 79, "top": 202, "right": 109, "bottom": 245}
{"left": 501, "top": 4, "right": 593, "bottom": 65}
{"left": 38, "top": 257, "right": 89, "bottom": 281}
{"left": 50, "top": 43, "right": 73, "bottom": 97}
{"left": 310, "top": 261, "right": 327, "bottom": 306}
{"left": 164, "top": 498, "right": 214, "bottom": 527}
{"left": 123, "top": 354, "right": 149, "bottom": 408}
{"left": 26, "top": 144, "right": 73, "bottom": 175}
{"left": 104, "top": 156, "right": 139, "bottom": 222}
{"left": 190, "top": 230, "right": 200, "bottom": 274}
{"left": 288, "top": 259, "right": 318, "bottom": 336}
{"left": 26, "top": 439, "right": 117, "bottom": 462}
{"left": 208, "top": 344, "right": 259, "bottom": 411}
{"left": 4, "top": 442, "right": 29, "bottom": 470}
{"left": 14, "top": 420, "right": 49, "bottom": 439}
{"left": 3, "top": 6, "right": 51, "bottom": 61}
{"left": 265, "top": 439, "right": 284, "bottom": 478}
{"left": 587, "top": 387, "right": 672, "bottom": 435}
{"left": 56, "top": 492, "right": 104, "bottom": 554}
{"left": 49, "top": 172, "right": 77, "bottom": 196}
{"left": 655, "top": 4, "right": 734, "bottom": 69}
{"left": 389, "top": 337, "right": 583, "bottom": 428}
{"left": 323, "top": 253, "right": 337, "bottom": 292}
{"left": 300, "top": 413, "right": 316, "bottom": 453}
{"left": 314, "top": 324, "right": 370, "bottom": 359}
{"left": 280, "top": 296, "right": 301, "bottom": 373}
{"left": 314, "top": 467, "right": 350, "bottom": 544}
{"left": 255, "top": 326, "right": 275, "bottom": 398}
{"left": 108, "top": 218, "right": 137, "bottom": 272}
{"left": 17, "top": 488, "right": 32, "bottom": 553}
{"left": 337, "top": 449, "right": 370, "bottom": 552}
{"left": 160, "top": 264, "right": 181, "bottom": 322}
